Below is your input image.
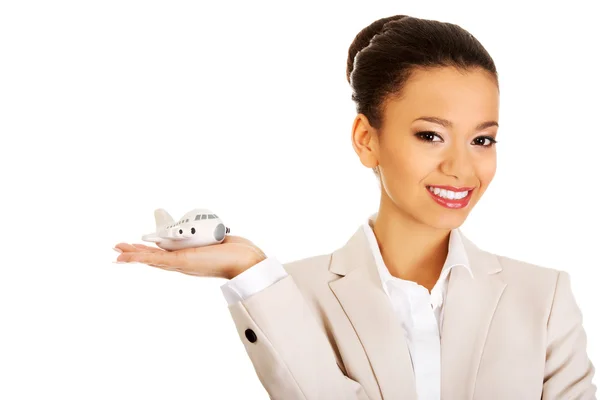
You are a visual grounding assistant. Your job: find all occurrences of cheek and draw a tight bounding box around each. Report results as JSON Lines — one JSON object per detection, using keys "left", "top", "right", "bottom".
{"left": 383, "top": 141, "right": 434, "bottom": 182}
{"left": 476, "top": 155, "right": 497, "bottom": 188}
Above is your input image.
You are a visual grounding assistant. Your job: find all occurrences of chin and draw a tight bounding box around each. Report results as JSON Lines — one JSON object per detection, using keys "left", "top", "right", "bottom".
{"left": 418, "top": 190, "right": 479, "bottom": 230}
{"left": 422, "top": 212, "right": 469, "bottom": 231}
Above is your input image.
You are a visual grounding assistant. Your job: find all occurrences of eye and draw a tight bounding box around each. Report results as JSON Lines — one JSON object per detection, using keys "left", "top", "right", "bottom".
{"left": 415, "top": 131, "right": 443, "bottom": 143}
{"left": 472, "top": 136, "right": 497, "bottom": 147}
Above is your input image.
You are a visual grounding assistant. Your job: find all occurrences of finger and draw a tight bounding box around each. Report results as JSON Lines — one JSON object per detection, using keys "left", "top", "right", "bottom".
{"left": 117, "top": 250, "right": 180, "bottom": 268}
{"left": 114, "top": 243, "right": 146, "bottom": 253}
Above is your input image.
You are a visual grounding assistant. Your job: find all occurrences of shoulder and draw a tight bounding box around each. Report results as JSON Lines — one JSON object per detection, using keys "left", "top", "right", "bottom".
{"left": 495, "top": 252, "right": 561, "bottom": 284}
{"left": 463, "top": 231, "right": 563, "bottom": 287}
{"left": 464, "top": 243, "right": 584, "bottom": 333}
{"left": 480, "top": 247, "right": 567, "bottom": 307}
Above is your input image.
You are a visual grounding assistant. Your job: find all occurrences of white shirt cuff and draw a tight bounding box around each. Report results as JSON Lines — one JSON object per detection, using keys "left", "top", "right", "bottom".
{"left": 220, "top": 257, "right": 288, "bottom": 305}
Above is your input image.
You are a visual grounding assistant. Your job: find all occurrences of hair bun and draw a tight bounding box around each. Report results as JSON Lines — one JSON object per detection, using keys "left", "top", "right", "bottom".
{"left": 346, "top": 15, "right": 408, "bottom": 84}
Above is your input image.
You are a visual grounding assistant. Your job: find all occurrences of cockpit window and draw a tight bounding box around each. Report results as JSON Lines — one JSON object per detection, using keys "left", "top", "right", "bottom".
{"left": 208, "top": 214, "right": 215, "bottom": 219}
{"left": 195, "top": 215, "right": 201, "bottom": 220}
{"left": 201, "top": 215, "right": 207, "bottom": 220}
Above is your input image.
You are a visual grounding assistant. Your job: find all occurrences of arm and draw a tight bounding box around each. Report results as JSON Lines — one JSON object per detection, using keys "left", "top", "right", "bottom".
{"left": 543, "top": 271, "right": 597, "bottom": 399}
{"left": 221, "top": 258, "right": 370, "bottom": 400}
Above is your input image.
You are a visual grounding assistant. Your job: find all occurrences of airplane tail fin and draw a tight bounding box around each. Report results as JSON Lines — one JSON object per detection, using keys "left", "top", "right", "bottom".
{"left": 154, "top": 208, "right": 175, "bottom": 230}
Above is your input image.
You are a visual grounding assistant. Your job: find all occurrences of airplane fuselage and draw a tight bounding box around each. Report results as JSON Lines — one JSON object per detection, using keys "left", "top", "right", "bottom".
{"left": 157, "top": 219, "right": 226, "bottom": 251}
{"left": 142, "top": 208, "right": 229, "bottom": 251}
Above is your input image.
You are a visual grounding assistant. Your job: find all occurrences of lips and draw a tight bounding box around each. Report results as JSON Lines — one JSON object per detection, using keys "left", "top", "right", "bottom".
{"left": 426, "top": 185, "right": 474, "bottom": 209}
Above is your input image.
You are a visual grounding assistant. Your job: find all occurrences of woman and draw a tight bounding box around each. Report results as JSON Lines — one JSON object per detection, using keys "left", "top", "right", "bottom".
{"left": 113, "top": 15, "right": 596, "bottom": 399}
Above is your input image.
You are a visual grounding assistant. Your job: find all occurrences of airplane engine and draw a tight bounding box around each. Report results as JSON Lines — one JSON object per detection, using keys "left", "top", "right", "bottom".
{"left": 214, "top": 223, "right": 226, "bottom": 241}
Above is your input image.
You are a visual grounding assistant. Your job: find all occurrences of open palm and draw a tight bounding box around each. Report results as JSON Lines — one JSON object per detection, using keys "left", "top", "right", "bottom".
{"left": 113, "top": 235, "right": 266, "bottom": 279}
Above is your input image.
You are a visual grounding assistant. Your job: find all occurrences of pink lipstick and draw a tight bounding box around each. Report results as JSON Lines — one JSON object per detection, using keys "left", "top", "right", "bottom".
{"left": 426, "top": 185, "right": 474, "bottom": 209}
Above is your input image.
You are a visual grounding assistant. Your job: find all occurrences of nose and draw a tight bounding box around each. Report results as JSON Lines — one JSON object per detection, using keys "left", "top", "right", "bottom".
{"left": 439, "top": 144, "right": 475, "bottom": 181}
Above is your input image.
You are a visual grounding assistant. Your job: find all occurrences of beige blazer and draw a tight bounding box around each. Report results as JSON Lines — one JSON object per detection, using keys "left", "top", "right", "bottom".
{"left": 227, "top": 225, "right": 596, "bottom": 399}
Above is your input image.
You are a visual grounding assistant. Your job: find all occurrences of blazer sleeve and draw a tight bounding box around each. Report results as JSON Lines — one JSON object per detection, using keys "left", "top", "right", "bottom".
{"left": 543, "top": 270, "right": 597, "bottom": 399}
{"left": 227, "top": 270, "right": 370, "bottom": 400}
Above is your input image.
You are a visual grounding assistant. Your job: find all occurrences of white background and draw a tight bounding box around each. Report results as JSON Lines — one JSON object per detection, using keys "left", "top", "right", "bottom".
{"left": 1, "top": 0, "right": 598, "bottom": 398}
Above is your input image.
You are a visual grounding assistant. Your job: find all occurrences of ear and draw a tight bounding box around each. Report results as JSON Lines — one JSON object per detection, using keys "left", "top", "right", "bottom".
{"left": 351, "top": 114, "right": 379, "bottom": 170}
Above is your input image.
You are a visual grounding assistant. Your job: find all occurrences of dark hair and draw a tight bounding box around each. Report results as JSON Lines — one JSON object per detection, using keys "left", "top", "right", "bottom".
{"left": 347, "top": 15, "right": 498, "bottom": 146}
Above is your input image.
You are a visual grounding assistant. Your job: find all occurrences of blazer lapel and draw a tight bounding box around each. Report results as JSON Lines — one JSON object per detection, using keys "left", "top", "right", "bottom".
{"left": 328, "top": 226, "right": 418, "bottom": 400}
{"left": 440, "top": 230, "right": 507, "bottom": 399}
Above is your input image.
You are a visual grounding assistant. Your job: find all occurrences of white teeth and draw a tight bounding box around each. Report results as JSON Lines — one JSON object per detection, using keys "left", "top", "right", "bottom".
{"left": 428, "top": 186, "right": 469, "bottom": 200}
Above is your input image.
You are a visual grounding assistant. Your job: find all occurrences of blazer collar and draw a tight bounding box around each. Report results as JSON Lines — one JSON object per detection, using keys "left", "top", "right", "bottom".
{"left": 327, "top": 220, "right": 506, "bottom": 399}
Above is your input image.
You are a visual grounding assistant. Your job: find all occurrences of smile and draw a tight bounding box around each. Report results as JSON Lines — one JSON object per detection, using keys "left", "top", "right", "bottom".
{"left": 426, "top": 185, "right": 474, "bottom": 209}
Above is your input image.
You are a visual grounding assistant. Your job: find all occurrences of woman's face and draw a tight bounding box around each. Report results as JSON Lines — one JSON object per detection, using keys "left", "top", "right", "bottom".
{"left": 353, "top": 66, "right": 499, "bottom": 230}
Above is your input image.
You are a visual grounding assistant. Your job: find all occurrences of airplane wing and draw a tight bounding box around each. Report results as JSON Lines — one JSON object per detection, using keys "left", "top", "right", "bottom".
{"left": 160, "top": 235, "right": 187, "bottom": 241}
{"left": 141, "top": 233, "right": 161, "bottom": 243}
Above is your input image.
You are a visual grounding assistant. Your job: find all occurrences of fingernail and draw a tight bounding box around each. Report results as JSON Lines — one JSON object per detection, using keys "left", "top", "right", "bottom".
{"left": 112, "top": 261, "right": 126, "bottom": 264}
{"left": 112, "top": 247, "right": 123, "bottom": 253}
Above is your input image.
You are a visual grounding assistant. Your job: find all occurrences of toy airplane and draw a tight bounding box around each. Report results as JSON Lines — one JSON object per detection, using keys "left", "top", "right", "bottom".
{"left": 141, "top": 208, "right": 230, "bottom": 251}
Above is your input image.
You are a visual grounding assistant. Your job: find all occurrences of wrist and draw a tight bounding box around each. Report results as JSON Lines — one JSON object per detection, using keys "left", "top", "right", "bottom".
{"left": 225, "top": 253, "right": 267, "bottom": 280}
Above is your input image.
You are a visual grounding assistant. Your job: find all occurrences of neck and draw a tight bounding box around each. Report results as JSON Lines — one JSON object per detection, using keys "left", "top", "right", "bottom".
{"left": 372, "top": 198, "right": 451, "bottom": 291}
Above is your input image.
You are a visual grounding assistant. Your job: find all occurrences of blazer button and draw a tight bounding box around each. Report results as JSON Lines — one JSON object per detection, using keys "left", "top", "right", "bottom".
{"left": 245, "top": 329, "right": 257, "bottom": 343}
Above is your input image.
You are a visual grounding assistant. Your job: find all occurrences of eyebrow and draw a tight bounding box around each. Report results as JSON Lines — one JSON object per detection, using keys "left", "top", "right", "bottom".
{"left": 413, "top": 116, "right": 499, "bottom": 130}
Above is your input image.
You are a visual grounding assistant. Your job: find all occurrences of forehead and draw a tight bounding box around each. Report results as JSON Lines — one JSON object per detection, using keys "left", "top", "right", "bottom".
{"left": 384, "top": 66, "right": 499, "bottom": 127}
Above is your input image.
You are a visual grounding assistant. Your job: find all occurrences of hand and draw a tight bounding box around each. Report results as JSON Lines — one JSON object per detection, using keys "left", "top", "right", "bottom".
{"left": 112, "top": 235, "right": 266, "bottom": 279}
